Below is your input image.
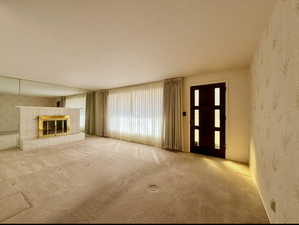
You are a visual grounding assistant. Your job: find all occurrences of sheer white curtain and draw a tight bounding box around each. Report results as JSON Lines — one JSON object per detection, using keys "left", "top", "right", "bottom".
{"left": 65, "top": 94, "right": 86, "bottom": 131}
{"left": 106, "top": 82, "right": 163, "bottom": 146}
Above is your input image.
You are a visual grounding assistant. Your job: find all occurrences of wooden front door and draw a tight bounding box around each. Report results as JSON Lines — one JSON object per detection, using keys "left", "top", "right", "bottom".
{"left": 190, "top": 83, "right": 226, "bottom": 158}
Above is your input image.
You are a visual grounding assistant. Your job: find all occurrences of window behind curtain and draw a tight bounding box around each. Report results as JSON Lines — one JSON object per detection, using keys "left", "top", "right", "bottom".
{"left": 106, "top": 82, "right": 163, "bottom": 146}
{"left": 65, "top": 94, "right": 86, "bottom": 131}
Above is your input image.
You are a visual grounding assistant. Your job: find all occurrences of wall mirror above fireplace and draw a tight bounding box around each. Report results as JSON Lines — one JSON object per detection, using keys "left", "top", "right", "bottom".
{"left": 0, "top": 75, "right": 86, "bottom": 97}
{"left": 0, "top": 75, "right": 86, "bottom": 133}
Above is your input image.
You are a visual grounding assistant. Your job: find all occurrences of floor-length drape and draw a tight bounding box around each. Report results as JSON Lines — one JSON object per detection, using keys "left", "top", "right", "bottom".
{"left": 85, "top": 90, "right": 107, "bottom": 136}
{"left": 162, "top": 78, "right": 183, "bottom": 151}
{"left": 85, "top": 92, "right": 95, "bottom": 135}
{"left": 95, "top": 90, "right": 108, "bottom": 137}
{"left": 106, "top": 82, "right": 163, "bottom": 146}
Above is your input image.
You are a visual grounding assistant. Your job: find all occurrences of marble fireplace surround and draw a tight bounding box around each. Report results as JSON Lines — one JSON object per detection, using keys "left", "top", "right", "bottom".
{"left": 17, "top": 106, "right": 85, "bottom": 151}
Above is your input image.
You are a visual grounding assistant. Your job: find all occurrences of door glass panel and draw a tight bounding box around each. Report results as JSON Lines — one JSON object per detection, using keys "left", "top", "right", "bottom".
{"left": 195, "top": 129, "right": 199, "bottom": 146}
{"left": 215, "top": 88, "right": 220, "bottom": 106}
{"left": 195, "top": 109, "right": 199, "bottom": 126}
{"left": 215, "top": 131, "right": 220, "bottom": 149}
{"left": 195, "top": 90, "right": 199, "bottom": 106}
{"left": 215, "top": 109, "right": 220, "bottom": 128}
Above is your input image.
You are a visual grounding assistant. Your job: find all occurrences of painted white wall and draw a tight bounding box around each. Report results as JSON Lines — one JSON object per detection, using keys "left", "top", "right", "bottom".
{"left": 182, "top": 68, "right": 250, "bottom": 164}
{"left": 250, "top": 0, "right": 299, "bottom": 222}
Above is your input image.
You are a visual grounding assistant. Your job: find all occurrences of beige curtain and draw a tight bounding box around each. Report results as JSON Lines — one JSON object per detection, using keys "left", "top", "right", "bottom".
{"left": 85, "top": 90, "right": 108, "bottom": 136}
{"left": 162, "top": 78, "right": 183, "bottom": 151}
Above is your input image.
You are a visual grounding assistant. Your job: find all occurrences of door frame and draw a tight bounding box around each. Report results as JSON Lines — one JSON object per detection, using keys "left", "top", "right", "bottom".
{"left": 189, "top": 82, "right": 227, "bottom": 159}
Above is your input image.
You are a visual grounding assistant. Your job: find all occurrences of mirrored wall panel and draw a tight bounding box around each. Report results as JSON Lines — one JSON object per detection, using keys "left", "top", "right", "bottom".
{"left": 0, "top": 76, "right": 86, "bottom": 97}
{"left": 0, "top": 76, "right": 19, "bottom": 95}
{"left": 0, "top": 75, "right": 87, "bottom": 136}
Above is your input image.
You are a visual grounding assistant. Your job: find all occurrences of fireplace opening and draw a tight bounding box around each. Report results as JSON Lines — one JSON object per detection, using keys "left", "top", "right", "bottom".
{"left": 38, "top": 115, "right": 70, "bottom": 138}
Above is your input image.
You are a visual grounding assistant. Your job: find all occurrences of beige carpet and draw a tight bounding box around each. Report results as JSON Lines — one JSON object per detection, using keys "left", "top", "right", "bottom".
{"left": 0, "top": 137, "right": 268, "bottom": 223}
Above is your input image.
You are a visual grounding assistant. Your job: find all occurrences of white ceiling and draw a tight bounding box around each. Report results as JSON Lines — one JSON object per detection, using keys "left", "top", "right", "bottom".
{"left": 0, "top": 0, "right": 275, "bottom": 90}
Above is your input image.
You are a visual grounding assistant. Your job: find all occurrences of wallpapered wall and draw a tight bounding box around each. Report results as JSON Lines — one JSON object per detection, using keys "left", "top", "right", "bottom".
{"left": 250, "top": 0, "right": 299, "bottom": 222}
{"left": 0, "top": 94, "right": 58, "bottom": 132}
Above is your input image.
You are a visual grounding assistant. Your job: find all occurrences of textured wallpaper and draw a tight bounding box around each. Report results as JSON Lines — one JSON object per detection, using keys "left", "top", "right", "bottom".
{"left": 0, "top": 94, "right": 57, "bottom": 132}
{"left": 250, "top": 0, "right": 299, "bottom": 222}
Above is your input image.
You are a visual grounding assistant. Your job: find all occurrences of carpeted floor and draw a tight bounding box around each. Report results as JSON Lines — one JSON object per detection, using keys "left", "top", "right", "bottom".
{"left": 0, "top": 137, "right": 268, "bottom": 223}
